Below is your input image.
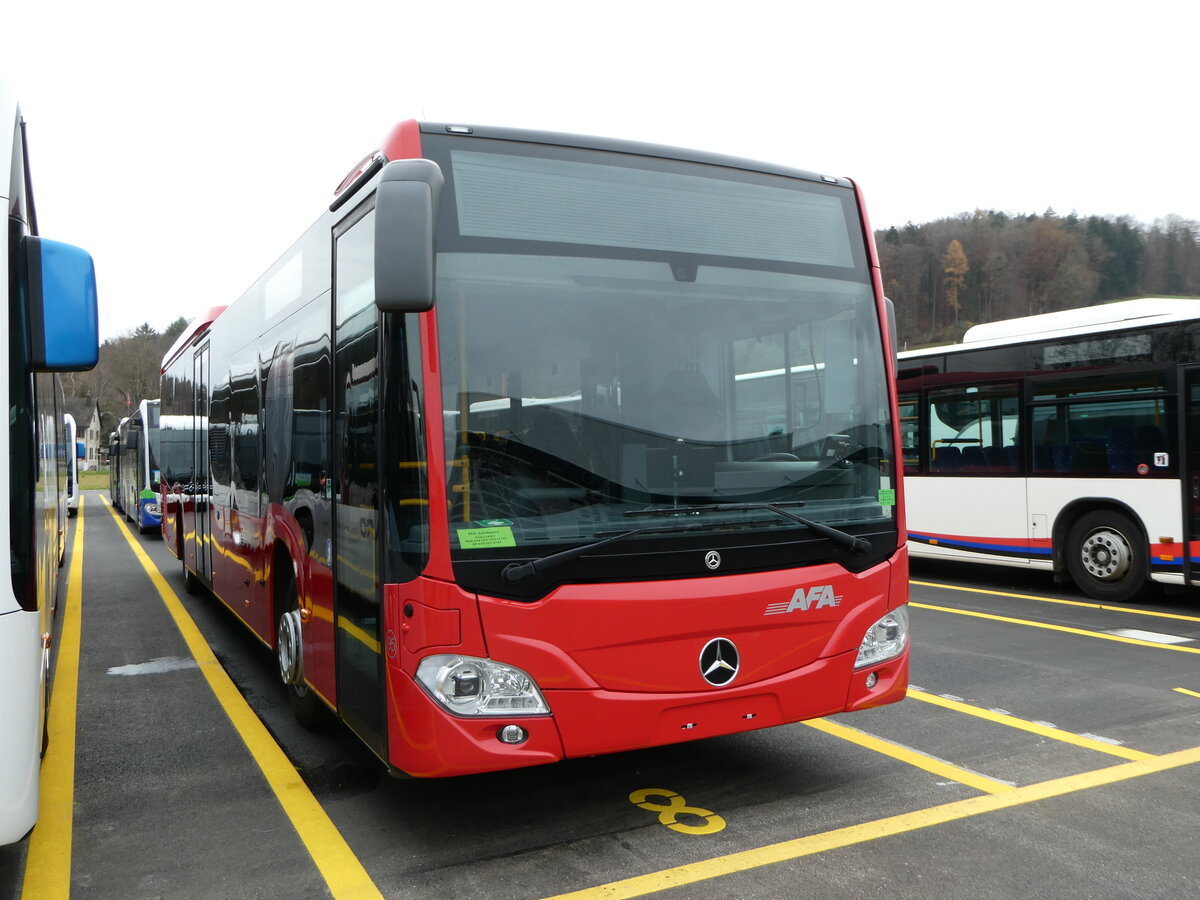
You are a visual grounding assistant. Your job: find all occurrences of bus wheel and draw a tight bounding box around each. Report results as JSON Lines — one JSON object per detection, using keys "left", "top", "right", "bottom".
{"left": 183, "top": 564, "right": 203, "bottom": 596}
{"left": 277, "top": 574, "right": 327, "bottom": 730}
{"left": 1065, "top": 510, "right": 1150, "bottom": 603}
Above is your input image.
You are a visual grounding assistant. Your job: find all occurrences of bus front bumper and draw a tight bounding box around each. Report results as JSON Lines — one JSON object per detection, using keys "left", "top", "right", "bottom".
{"left": 385, "top": 646, "right": 908, "bottom": 777}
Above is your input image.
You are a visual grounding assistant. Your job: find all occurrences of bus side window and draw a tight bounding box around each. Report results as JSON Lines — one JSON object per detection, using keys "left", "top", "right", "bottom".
{"left": 929, "top": 383, "right": 1020, "bottom": 475}
{"left": 1039, "top": 397, "right": 1173, "bottom": 476}
{"left": 898, "top": 393, "right": 919, "bottom": 474}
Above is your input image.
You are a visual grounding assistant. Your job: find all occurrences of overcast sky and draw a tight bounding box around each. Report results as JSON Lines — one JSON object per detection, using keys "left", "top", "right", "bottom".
{"left": 9, "top": 0, "right": 1197, "bottom": 339}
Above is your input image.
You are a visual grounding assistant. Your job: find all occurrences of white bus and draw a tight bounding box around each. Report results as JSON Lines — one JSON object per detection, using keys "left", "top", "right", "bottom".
{"left": 897, "top": 297, "right": 1200, "bottom": 603}
{"left": 64, "top": 413, "right": 81, "bottom": 517}
{"left": 1, "top": 81, "right": 99, "bottom": 845}
{"left": 115, "top": 399, "right": 162, "bottom": 533}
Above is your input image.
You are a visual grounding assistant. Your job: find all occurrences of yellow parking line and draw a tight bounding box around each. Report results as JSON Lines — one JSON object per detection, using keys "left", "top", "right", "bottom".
{"left": 99, "top": 496, "right": 383, "bottom": 900}
{"left": 1175, "top": 687, "right": 1200, "bottom": 699}
{"left": 541, "top": 744, "right": 1200, "bottom": 900}
{"left": 804, "top": 717, "right": 1013, "bottom": 793}
{"left": 911, "top": 601, "right": 1200, "bottom": 655}
{"left": 910, "top": 580, "right": 1200, "bottom": 624}
{"left": 907, "top": 689, "right": 1151, "bottom": 761}
{"left": 22, "top": 499, "right": 87, "bottom": 898}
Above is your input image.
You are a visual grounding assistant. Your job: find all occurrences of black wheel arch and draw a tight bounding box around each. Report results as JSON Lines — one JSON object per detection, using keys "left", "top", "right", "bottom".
{"left": 1056, "top": 501, "right": 1147, "bottom": 585}
{"left": 1052, "top": 497, "right": 1150, "bottom": 583}
{"left": 271, "top": 540, "right": 297, "bottom": 640}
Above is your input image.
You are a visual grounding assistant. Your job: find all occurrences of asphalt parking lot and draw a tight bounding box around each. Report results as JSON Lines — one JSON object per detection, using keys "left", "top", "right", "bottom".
{"left": 4, "top": 492, "right": 1199, "bottom": 899}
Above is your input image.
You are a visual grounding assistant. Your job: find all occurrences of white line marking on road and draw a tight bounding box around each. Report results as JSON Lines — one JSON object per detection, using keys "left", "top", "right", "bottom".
{"left": 1079, "top": 733, "right": 1125, "bottom": 746}
{"left": 106, "top": 656, "right": 200, "bottom": 676}
{"left": 1105, "top": 628, "right": 1194, "bottom": 645}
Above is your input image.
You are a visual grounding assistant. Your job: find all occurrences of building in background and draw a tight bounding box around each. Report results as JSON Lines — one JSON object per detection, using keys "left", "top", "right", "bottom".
{"left": 64, "top": 398, "right": 102, "bottom": 470}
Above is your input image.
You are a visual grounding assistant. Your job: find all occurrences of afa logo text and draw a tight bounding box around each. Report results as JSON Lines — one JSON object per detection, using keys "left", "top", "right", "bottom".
{"left": 763, "top": 585, "right": 843, "bottom": 616}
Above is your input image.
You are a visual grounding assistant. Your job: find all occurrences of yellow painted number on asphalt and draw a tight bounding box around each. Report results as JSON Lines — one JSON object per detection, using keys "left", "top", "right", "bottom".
{"left": 629, "top": 788, "right": 726, "bottom": 834}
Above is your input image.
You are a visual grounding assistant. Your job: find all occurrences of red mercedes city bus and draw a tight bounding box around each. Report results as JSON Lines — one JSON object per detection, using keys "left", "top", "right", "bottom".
{"left": 159, "top": 121, "right": 909, "bottom": 777}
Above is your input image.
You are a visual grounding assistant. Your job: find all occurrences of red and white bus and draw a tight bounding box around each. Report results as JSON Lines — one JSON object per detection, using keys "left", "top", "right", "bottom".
{"left": 160, "top": 121, "right": 908, "bottom": 777}
{"left": 898, "top": 297, "right": 1200, "bottom": 603}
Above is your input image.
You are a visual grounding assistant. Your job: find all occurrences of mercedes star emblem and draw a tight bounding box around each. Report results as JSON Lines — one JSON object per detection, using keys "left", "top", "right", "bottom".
{"left": 699, "top": 638, "right": 739, "bottom": 686}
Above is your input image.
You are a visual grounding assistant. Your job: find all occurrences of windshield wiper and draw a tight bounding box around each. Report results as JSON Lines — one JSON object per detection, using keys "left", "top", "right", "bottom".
{"left": 500, "top": 517, "right": 780, "bottom": 584}
{"left": 625, "top": 502, "right": 871, "bottom": 554}
{"left": 501, "top": 502, "right": 871, "bottom": 584}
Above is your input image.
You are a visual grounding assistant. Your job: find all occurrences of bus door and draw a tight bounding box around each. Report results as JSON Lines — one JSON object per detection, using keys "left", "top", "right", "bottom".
{"left": 193, "top": 343, "right": 212, "bottom": 584}
{"left": 331, "top": 206, "right": 385, "bottom": 754}
{"left": 1183, "top": 367, "right": 1200, "bottom": 586}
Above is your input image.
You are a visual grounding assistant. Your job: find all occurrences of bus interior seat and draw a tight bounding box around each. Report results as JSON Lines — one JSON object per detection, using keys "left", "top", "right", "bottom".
{"left": 977, "top": 444, "right": 1021, "bottom": 471}
{"left": 1002, "top": 445, "right": 1020, "bottom": 470}
{"left": 932, "top": 445, "right": 962, "bottom": 470}
{"left": 1105, "top": 425, "right": 1137, "bottom": 473}
{"left": 1052, "top": 443, "right": 1074, "bottom": 472}
{"left": 1034, "top": 416, "right": 1066, "bottom": 472}
{"left": 1068, "top": 441, "right": 1108, "bottom": 473}
{"left": 1137, "top": 425, "right": 1167, "bottom": 465}
{"left": 960, "top": 446, "right": 987, "bottom": 469}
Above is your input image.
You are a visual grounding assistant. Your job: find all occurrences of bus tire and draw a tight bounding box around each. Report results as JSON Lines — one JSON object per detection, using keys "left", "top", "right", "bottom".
{"left": 183, "top": 565, "right": 203, "bottom": 596}
{"left": 277, "top": 571, "right": 327, "bottom": 730}
{"left": 1065, "top": 509, "right": 1151, "bottom": 603}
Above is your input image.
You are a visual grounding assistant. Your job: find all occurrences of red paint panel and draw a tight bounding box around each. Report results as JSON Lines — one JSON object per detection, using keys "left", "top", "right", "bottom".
{"left": 304, "top": 559, "right": 336, "bottom": 704}
{"left": 386, "top": 669, "right": 563, "bottom": 777}
{"left": 380, "top": 557, "right": 905, "bottom": 778}
{"left": 385, "top": 577, "right": 487, "bottom": 665}
{"left": 380, "top": 120, "right": 423, "bottom": 162}
{"left": 844, "top": 655, "right": 909, "bottom": 712}
{"left": 480, "top": 563, "right": 893, "bottom": 694}
{"left": 547, "top": 653, "right": 854, "bottom": 758}
{"left": 397, "top": 600, "right": 461, "bottom": 656}
{"left": 1150, "top": 542, "right": 1181, "bottom": 563}
{"left": 160, "top": 490, "right": 183, "bottom": 559}
{"left": 889, "top": 545, "right": 909, "bottom": 610}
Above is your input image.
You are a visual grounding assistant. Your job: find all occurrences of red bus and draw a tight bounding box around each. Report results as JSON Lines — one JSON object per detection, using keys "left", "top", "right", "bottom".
{"left": 159, "top": 121, "right": 909, "bottom": 777}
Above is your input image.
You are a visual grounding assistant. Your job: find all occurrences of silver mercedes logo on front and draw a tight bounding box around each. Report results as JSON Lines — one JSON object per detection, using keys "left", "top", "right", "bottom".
{"left": 704, "top": 550, "right": 722, "bottom": 570}
{"left": 699, "top": 638, "right": 739, "bottom": 686}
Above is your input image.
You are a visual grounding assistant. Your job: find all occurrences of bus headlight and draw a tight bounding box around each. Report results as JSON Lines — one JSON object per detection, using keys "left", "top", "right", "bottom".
{"left": 855, "top": 606, "right": 909, "bottom": 669}
{"left": 416, "top": 655, "right": 550, "bottom": 716}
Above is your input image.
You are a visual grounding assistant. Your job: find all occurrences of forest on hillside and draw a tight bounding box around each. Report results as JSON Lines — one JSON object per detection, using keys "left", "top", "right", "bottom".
{"left": 63, "top": 318, "right": 189, "bottom": 436}
{"left": 877, "top": 211, "right": 1200, "bottom": 349}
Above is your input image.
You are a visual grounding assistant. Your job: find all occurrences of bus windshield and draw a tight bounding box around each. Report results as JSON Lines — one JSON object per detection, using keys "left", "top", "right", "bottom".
{"left": 146, "top": 401, "right": 161, "bottom": 489}
{"left": 429, "top": 139, "right": 895, "bottom": 559}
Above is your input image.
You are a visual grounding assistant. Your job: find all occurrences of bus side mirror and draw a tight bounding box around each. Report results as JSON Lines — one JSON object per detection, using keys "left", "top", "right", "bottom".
{"left": 373, "top": 159, "right": 444, "bottom": 313}
{"left": 23, "top": 236, "right": 100, "bottom": 371}
{"left": 126, "top": 428, "right": 140, "bottom": 450}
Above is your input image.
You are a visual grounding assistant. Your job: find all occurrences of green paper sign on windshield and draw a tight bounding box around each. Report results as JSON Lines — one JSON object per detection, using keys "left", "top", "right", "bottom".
{"left": 457, "top": 525, "right": 517, "bottom": 549}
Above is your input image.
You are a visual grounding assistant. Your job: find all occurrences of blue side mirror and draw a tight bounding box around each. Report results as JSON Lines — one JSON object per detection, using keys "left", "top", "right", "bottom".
{"left": 25, "top": 236, "right": 99, "bottom": 371}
